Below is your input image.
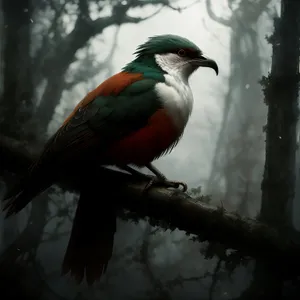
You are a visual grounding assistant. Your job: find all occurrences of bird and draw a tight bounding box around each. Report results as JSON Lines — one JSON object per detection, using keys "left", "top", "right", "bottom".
{"left": 2, "top": 34, "right": 218, "bottom": 285}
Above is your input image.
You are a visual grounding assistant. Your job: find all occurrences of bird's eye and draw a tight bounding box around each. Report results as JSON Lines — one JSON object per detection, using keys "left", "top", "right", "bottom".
{"left": 178, "top": 49, "right": 186, "bottom": 57}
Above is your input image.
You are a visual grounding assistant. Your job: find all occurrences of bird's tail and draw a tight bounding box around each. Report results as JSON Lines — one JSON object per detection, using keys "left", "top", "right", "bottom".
{"left": 62, "top": 185, "right": 116, "bottom": 285}
{"left": 2, "top": 163, "right": 53, "bottom": 218}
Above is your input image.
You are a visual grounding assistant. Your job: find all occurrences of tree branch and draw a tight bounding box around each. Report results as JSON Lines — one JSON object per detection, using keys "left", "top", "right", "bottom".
{"left": 205, "top": 0, "right": 232, "bottom": 27}
{"left": 65, "top": 26, "right": 120, "bottom": 90}
{"left": 1, "top": 135, "right": 300, "bottom": 277}
{"left": 139, "top": 224, "right": 172, "bottom": 299}
{"left": 78, "top": 0, "right": 90, "bottom": 19}
{"left": 245, "top": 0, "right": 273, "bottom": 22}
{"left": 205, "top": 0, "right": 272, "bottom": 27}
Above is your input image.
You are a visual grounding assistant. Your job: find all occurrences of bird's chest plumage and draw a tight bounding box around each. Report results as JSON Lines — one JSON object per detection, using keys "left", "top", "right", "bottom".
{"left": 103, "top": 73, "right": 194, "bottom": 166}
{"left": 155, "top": 74, "right": 194, "bottom": 133}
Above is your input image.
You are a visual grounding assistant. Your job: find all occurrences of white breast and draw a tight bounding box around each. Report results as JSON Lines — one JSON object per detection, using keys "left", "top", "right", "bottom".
{"left": 155, "top": 74, "right": 194, "bottom": 131}
{"left": 154, "top": 53, "right": 194, "bottom": 132}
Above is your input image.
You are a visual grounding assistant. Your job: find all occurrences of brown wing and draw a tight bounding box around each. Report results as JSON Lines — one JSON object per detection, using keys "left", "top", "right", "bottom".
{"left": 33, "top": 71, "right": 144, "bottom": 167}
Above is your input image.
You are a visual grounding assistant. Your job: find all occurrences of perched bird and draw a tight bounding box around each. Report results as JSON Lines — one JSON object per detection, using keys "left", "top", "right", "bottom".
{"left": 2, "top": 34, "right": 218, "bottom": 285}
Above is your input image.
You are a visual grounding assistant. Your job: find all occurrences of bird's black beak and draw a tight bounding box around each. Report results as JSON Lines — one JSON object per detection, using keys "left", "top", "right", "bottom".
{"left": 192, "top": 55, "right": 219, "bottom": 75}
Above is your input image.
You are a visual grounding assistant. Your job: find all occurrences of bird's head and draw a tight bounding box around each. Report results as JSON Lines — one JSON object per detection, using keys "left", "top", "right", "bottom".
{"left": 124, "top": 34, "right": 218, "bottom": 81}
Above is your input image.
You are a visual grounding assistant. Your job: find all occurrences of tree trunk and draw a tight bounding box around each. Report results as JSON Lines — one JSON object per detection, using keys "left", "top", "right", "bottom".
{"left": 207, "top": 3, "right": 266, "bottom": 216}
{"left": 35, "top": 73, "right": 66, "bottom": 138}
{"left": 34, "top": 19, "right": 94, "bottom": 134}
{"left": 261, "top": 0, "right": 300, "bottom": 228}
{"left": 235, "top": 1, "right": 300, "bottom": 298}
{"left": 0, "top": 0, "right": 33, "bottom": 137}
{"left": 0, "top": 0, "right": 3, "bottom": 95}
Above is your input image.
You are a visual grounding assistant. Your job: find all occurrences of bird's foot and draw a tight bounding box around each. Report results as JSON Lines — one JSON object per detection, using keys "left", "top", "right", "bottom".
{"left": 118, "top": 165, "right": 188, "bottom": 193}
{"left": 143, "top": 163, "right": 187, "bottom": 192}
{"left": 144, "top": 175, "right": 188, "bottom": 193}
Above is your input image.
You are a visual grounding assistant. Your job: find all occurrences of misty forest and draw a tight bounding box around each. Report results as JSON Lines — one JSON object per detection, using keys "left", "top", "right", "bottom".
{"left": 0, "top": 0, "right": 300, "bottom": 299}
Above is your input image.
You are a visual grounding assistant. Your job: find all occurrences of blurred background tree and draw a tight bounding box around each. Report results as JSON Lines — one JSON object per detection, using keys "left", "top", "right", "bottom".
{"left": 205, "top": 0, "right": 272, "bottom": 216}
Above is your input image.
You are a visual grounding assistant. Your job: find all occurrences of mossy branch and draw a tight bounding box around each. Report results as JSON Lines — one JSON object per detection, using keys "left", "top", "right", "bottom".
{"left": 1, "top": 135, "right": 300, "bottom": 277}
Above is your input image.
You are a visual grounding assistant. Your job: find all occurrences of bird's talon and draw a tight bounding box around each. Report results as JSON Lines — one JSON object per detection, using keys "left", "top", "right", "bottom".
{"left": 178, "top": 182, "right": 188, "bottom": 192}
{"left": 144, "top": 178, "right": 155, "bottom": 191}
{"left": 143, "top": 177, "right": 188, "bottom": 193}
{"left": 169, "top": 181, "right": 188, "bottom": 192}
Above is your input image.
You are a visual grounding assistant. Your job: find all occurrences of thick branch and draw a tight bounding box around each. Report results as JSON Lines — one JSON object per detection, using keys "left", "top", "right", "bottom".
{"left": 78, "top": 0, "right": 90, "bottom": 19}
{"left": 1, "top": 135, "right": 300, "bottom": 276}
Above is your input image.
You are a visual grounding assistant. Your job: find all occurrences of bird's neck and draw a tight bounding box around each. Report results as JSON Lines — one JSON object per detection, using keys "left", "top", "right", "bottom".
{"left": 123, "top": 54, "right": 190, "bottom": 86}
{"left": 123, "top": 55, "right": 166, "bottom": 78}
{"left": 155, "top": 54, "right": 190, "bottom": 85}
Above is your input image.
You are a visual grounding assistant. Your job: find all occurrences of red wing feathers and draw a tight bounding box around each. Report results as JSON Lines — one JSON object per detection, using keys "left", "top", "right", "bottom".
{"left": 61, "top": 72, "right": 143, "bottom": 128}
{"left": 2, "top": 72, "right": 145, "bottom": 217}
{"left": 37, "top": 71, "right": 144, "bottom": 164}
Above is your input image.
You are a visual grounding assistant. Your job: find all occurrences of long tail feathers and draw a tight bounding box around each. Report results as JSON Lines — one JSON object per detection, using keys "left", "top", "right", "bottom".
{"left": 62, "top": 186, "right": 116, "bottom": 285}
{"left": 2, "top": 164, "right": 116, "bottom": 285}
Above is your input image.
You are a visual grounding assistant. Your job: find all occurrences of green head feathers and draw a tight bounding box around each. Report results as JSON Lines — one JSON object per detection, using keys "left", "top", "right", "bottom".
{"left": 123, "top": 35, "right": 202, "bottom": 75}
{"left": 123, "top": 34, "right": 218, "bottom": 78}
{"left": 134, "top": 34, "right": 202, "bottom": 57}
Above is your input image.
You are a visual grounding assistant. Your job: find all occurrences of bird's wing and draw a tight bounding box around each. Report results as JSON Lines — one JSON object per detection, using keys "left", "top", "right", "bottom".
{"left": 35, "top": 71, "right": 167, "bottom": 167}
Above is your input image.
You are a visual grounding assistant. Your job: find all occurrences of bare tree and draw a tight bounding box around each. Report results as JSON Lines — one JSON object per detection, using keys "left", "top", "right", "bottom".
{"left": 234, "top": 0, "right": 300, "bottom": 298}
{"left": 260, "top": 0, "right": 300, "bottom": 230}
{"left": 0, "top": 0, "right": 34, "bottom": 136}
{"left": 205, "top": 0, "right": 273, "bottom": 216}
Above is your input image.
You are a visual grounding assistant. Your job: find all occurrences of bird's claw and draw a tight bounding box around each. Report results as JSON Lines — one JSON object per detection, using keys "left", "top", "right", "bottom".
{"left": 144, "top": 176, "right": 188, "bottom": 193}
